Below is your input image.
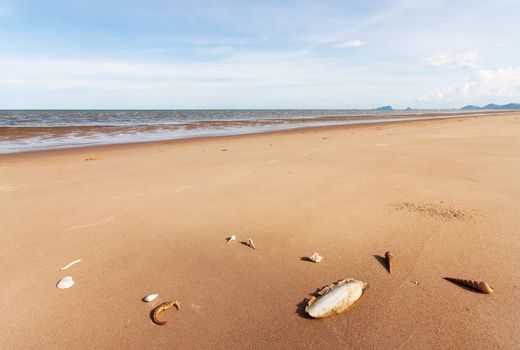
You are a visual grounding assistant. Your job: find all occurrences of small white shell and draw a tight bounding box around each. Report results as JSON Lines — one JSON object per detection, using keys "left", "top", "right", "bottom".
{"left": 309, "top": 252, "right": 323, "bottom": 263}
{"left": 306, "top": 279, "right": 367, "bottom": 318}
{"left": 59, "top": 259, "right": 81, "bottom": 271}
{"left": 244, "top": 239, "right": 256, "bottom": 249}
{"left": 57, "top": 276, "right": 75, "bottom": 289}
{"left": 143, "top": 294, "right": 159, "bottom": 302}
{"left": 226, "top": 235, "right": 236, "bottom": 244}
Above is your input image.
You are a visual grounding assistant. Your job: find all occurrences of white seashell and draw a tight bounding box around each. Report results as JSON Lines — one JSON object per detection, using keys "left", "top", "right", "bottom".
{"left": 226, "top": 235, "right": 236, "bottom": 244}
{"left": 59, "top": 259, "right": 81, "bottom": 271}
{"left": 306, "top": 279, "right": 367, "bottom": 318}
{"left": 309, "top": 252, "right": 323, "bottom": 263}
{"left": 57, "top": 276, "right": 75, "bottom": 289}
{"left": 143, "top": 294, "right": 159, "bottom": 302}
{"left": 244, "top": 239, "right": 256, "bottom": 249}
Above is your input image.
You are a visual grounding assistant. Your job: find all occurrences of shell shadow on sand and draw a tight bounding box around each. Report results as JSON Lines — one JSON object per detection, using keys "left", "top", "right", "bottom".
{"left": 240, "top": 240, "right": 256, "bottom": 249}
{"left": 373, "top": 255, "right": 390, "bottom": 273}
{"left": 149, "top": 308, "right": 157, "bottom": 324}
{"left": 299, "top": 257, "right": 314, "bottom": 263}
{"left": 295, "top": 299, "right": 314, "bottom": 319}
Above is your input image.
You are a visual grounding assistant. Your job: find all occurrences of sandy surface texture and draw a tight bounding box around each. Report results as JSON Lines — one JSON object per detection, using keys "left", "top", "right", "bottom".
{"left": 1, "top": 113, "right": 520, "bottom": 349}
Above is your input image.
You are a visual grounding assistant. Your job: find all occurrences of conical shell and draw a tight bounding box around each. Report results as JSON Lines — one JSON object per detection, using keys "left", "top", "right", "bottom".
{"left": 444, "top": 277, "right": 494, "bottom": 294}
{"left": 226, "top": 235, "right": 236, "bottom": 244}
{"left": 385, "top": 251, "right": 393, "bottom": 273}
{"left": 57, "top": 276, "right": 75, "bottom": 289}
{"left": 305, "top": 278, "right": 368, "bottom": 318}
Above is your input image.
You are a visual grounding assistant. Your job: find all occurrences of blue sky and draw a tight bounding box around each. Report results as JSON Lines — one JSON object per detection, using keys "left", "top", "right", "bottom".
{"left": 0, "top": 0, "right": 519, "bottom": 109}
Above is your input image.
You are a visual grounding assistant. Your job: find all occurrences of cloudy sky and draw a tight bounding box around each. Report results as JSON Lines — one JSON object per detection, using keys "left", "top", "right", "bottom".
{"left": 0, "top": 0, "right": 519, "bottom": 109}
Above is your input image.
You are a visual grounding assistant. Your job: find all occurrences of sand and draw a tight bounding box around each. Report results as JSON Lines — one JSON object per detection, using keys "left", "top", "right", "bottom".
{"left": 1, "top": 113, "right": 520, "bottom": 349}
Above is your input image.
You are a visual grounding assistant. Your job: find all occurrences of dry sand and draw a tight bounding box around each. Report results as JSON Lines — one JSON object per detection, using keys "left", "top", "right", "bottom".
{"left": 1, "top": 113, "right": 520, "bottom": 349}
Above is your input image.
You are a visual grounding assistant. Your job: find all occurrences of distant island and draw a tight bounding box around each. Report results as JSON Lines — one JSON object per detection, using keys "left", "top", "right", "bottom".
{"left": 375, "top": 105, "right": 393, "bottom": 110}
{"left": 374, "top": 106, "right": 417, "bottom": 111}
{"left": 461, "top": 103, "right": 520, "bottom": 110}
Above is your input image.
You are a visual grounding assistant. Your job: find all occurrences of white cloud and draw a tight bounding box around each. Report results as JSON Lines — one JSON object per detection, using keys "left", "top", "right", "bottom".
{"left": 0, "top": 53, "right": 381, "bottom": 108}
{"left": 426, "top": 81, "right": 476, "bottom": 100}
{"left": 426, "top": 51, "right": 478, "bottom": 69}
{"left": 335, "top": 40, "right": 366, "bottom": 48}
{"left": 426, "top": 66, "right": 520, "bottom": 101}
{"left": 0, "top": 53, "right": 315, "bottom": 89}
{"left": 476, "top": 67, "right": 520, "bottom": 97}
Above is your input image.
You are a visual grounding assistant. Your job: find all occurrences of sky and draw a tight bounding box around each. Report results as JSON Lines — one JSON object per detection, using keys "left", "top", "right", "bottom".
{"left": 0, "top": 0, "right": 519, "bottom": 109}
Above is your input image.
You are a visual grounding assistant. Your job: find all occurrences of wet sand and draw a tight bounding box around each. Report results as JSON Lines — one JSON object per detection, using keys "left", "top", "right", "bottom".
{"left": 1, "top": 110, "right": 511, "bottom": 154}
{"left": 1, "top": 112, "right": 520, "bottom": 349}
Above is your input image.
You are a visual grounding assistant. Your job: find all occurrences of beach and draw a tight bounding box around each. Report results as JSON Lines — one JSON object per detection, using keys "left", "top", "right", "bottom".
{"left": 1, "top": 112, "right": 520, "bottom": 349}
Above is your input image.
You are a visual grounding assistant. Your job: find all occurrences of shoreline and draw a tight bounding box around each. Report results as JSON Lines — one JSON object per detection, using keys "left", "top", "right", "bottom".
{"left": 0, "top": 109, "right": 502, "bottom": 127}
{"left": 0, "top": 110, "right": 512, "bottom": 156}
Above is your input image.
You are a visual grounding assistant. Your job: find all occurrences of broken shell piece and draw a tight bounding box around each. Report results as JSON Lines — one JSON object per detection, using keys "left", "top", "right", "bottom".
{"left": 57, "top": 276, "right": 75, "bottom": 289}
{"left": 226, "top": 235, "right": 236, "bottom": 244}
{"left": 444, "top": 277, "right": 494, "bottom": 294}
{"left": 152, "top": 300, "right": 181, "bottom": 325}
{"left": 309, "top": 252, "right": 323, "bottom": 263}
{"left": 385, "top": 251, "right": 393, "bottom": 273}
{"left": 243, "top": 239, "right": 256, "bottom": 249}
{"left": 143, "top": 294, "right": 159, "bottom": 302}
{"left": 306, "top": 278, "right": 368, "bottom": 318}
{"left": 59, "top": 259, "right": 81, "bottom": 271}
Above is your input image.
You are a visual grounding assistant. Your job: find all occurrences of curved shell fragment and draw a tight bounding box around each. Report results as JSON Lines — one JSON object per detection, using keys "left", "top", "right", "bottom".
{"left": 59, "top": 259, "right": 81, "bottom": 271}
{"left": 306, "top": 278, "right": 368, "bottom": 318}
{"left": 152, "top": 300, "right": 181, "bottom": 325}
{"left": 226, "top": 235, "right": 236, "bottom": 244}
{"left": 57, "top": 276, "right": 75, "bottom": 289}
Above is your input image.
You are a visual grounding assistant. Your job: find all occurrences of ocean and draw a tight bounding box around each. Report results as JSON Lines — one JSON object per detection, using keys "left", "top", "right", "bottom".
{"left": 0, "top": 109, "right": 474, "bottom": 153}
